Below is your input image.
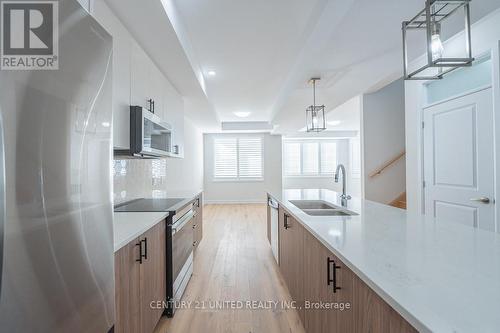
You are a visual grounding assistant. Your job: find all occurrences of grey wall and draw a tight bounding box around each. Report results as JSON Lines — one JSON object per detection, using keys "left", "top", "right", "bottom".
{"left": 362, "top": 79, "right": 406, "bottom": 204}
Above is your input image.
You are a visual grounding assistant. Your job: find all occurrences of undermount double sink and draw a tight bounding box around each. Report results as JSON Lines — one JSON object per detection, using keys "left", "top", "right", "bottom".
{"left": 289, "top": 200, "right": 358, "bottom": 216}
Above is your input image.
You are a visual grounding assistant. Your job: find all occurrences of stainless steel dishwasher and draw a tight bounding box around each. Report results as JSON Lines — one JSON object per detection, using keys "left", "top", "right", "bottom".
{"left": 268, "top": 197, "right": 279, "bottom": 264}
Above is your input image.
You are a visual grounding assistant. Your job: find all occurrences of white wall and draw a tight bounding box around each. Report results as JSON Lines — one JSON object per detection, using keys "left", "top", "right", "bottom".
{"left": 203, "top": 133, "right": 282, "bottom": 204}
{"left": 362, "top": 79, "right": 406, "bottom": 204}
{"left": 405, "top": 8, "right": 500, "bottom": 226}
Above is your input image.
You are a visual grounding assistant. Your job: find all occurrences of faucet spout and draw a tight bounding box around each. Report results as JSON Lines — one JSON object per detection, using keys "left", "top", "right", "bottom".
{"left": 334, "top": 164, "right": 351, "bottom": 205}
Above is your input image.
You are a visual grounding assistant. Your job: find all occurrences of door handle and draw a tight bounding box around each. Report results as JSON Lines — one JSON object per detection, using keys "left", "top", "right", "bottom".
{"left": 284, "top": 213, "right": 289, "bottom": 229}
{"left": 470, "top": 197, "right": 491, "bottom": 204}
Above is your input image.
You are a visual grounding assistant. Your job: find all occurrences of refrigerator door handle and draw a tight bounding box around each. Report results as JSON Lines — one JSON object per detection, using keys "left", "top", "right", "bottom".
{"left": 0, "top": 112, "right": 4, "bottom": 297}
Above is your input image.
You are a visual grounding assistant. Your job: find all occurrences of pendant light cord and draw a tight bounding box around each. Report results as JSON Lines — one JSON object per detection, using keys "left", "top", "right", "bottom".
{"left": 313, "top": 79, "right": 316, "bottom": 108}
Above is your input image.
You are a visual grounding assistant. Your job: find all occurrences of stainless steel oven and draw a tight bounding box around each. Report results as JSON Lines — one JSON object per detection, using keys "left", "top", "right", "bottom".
{"left": 166, "top": 203, "right": 195, "bottom": 316}
{"left": 130, "top": 106, "right": 172, "bottom": 158}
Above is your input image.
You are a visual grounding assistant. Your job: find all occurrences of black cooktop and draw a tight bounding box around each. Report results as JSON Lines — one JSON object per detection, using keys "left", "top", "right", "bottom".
{"left": 114, "top": 198, "right": 186, "bottom": 212}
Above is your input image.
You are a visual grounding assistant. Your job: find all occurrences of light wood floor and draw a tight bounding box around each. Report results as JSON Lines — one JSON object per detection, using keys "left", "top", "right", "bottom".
{"left": 154, "top": 204, "right": 305, "bottom": 333}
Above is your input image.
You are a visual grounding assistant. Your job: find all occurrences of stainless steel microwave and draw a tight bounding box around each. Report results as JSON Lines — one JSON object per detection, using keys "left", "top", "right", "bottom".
{"left": 130, "top": 106, "right": 173, "bottom": 158}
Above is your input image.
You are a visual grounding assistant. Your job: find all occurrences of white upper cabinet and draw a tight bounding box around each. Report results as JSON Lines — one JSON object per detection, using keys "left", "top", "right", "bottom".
{"left": 165, "top": 87, "right": 184, "bottom": 158}
{"left": 94, "top": 2, "right": 185, "bottom": 157}
{"left": 150, "top": 63, "right": 167, "bottom": 121}
{"left": 130, "top": 40, "right": 152, "bottom": 111}
{"left": 93, "top": 0, "right": 131, "bottom": 150}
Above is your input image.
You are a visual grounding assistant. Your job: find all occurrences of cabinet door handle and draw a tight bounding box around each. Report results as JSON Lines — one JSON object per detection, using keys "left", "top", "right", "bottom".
{"left": 142, "top": 237, "right": 148, "bottom": 260}
{"left": 284, "top": 213, "right": 289, "bottom": 229}
{"left": 136, "top": 241, "right": 143, "bottom": 264}
{"left": 327, "top": 257, "right": 341, "bottom": 293}
{"left": 193, "top": 241, "right": 197, "bottom": 247}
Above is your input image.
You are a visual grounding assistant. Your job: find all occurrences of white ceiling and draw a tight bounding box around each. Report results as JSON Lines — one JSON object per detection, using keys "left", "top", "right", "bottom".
{"left": 107, "top": 0, "right": 500, "bottom": 133}
{"left": 174, "top": 0, "right": 326, "bottom": 122}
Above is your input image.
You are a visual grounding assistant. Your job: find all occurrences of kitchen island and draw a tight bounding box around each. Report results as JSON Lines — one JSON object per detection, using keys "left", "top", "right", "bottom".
{"left": 268, "top": 189, "right": 500, "bottom": 333}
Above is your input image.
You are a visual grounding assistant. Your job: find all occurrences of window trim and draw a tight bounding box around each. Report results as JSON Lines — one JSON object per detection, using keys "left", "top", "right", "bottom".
{"left": 213, "top": 136, "right": 264, "bottom": 182}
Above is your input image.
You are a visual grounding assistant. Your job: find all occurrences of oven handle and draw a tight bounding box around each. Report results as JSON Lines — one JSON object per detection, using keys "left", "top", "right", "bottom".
{"left": 172, "top": 210, "right": 194, "bottom": 235}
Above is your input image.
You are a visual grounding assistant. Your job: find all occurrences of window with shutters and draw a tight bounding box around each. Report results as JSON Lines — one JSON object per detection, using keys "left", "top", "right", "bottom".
{"left": 214, "top": 136, "right": 263, "bottom": 180}
{"left": 283, "top": 139, "right": 337, "bottom": 176}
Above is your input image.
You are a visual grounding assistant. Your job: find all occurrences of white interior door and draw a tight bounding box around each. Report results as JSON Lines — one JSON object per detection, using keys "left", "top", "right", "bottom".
{"left": 423, "top": 87, "right": 495, "bottom": 231}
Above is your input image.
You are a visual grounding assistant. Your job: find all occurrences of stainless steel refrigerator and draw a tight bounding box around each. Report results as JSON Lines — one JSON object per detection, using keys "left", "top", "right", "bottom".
{"left": 0, "top": 1, "right": 114, "bottom": 332}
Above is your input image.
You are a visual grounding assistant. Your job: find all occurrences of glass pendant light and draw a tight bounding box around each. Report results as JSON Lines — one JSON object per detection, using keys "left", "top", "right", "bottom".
{"left": 402, "top": 0, "right": 473, "bottom": 80}
{"left": 306, "top": 78, "right": 326, "bottom": 133}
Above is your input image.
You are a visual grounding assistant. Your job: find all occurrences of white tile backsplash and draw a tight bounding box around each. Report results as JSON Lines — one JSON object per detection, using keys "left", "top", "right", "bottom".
{"left": 113, "top": 158, "right": 168, "bottom": 204}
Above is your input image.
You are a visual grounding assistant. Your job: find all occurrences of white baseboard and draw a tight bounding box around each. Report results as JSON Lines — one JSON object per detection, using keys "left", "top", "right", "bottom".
{"left": 204, "top": 199, "right": 267, "bottom": 205}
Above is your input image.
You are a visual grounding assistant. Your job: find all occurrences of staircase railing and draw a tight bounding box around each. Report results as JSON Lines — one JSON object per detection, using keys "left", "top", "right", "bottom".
{"left": 369, "top": 151, "right": 406, "bottom": 178}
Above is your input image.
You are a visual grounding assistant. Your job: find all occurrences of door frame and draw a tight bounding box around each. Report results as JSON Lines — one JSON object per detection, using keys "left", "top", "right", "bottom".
{"left": 417, "top": 45, "right": 500, "bottom": 232}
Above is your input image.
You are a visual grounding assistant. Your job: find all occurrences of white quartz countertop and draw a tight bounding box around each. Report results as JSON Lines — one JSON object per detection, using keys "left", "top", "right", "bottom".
{"left": 113, "top": 211, "right": 169, "bottom": 252}
{"left": 268, "top": 189, "right": 500, "bottom": 333}
{"left": 113, "top": 190, "right": 202, "bottom": 252}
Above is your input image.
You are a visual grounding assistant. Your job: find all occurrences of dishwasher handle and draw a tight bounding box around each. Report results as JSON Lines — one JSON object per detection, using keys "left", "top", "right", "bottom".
{"left": 268, "top": 198, "right": 279, "bottom": 209}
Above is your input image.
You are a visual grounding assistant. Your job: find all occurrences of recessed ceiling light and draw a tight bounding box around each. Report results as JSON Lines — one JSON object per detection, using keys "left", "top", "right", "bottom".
{"left": 207, "top": 70, "right": 216, "bottom": 76}
{"left": 233, "top": 111, "right": 251, "bottom": 118}
{"left": 328, "top": 120, "right": 342, "bottom": 126}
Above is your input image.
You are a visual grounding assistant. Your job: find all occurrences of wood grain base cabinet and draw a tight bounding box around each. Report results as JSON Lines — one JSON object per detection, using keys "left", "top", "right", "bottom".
{"left": 115, "top": 221, "right": 166, "bottom": 333}
{"left": 278, "top": 207, "right": 305, "bottom": 324}
{"left": 302, "top": 224, "right": 417, "bottom": 333}
{"left": 193, "top": 194, "right": 203, "bottom": 251}
{"left": 115, "top": 238, "right": 141, "bottom": 333}
{"left": 304, "top": 231, "right": 354, "bottom": 333}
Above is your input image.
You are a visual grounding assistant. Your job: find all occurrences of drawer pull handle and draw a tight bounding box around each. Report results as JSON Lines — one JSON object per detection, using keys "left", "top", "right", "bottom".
{"left": 142, "top": 237, "right": 148, "bottom": 260}
{"left": 327, "top": 257, "right": 341, "bottom": 293}
{"left": 136, "top": 241, "right": 143, "bottom": 264}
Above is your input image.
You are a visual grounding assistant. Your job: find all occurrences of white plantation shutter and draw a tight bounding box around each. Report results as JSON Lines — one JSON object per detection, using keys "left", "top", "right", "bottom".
{"left": 283, "top": 142, "right": 301, "bottom": 176}
{"left": 283, "top": 139, "right": 339, "bottom": 176}
{"left": 214, "top": 138, "right": 238, "bottom": 178}
{"left": 320, "top": 142, "right": 337, "bottom": 174}
{"left": 238, "top": 137, "right": 263, "bottom": 178}
{"left": 214, "top": 137, "right": 263, "bottom": 180}
{"left": 302, "top": 142, "right": 319, "bottom": 174}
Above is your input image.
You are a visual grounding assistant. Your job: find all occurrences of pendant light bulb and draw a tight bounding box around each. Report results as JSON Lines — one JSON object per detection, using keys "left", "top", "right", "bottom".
{"left": 431, "top": 22, "right": 444, "bottom": 61}
{"left": 312, "top": 114, "right": 318, "bottom": 126}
